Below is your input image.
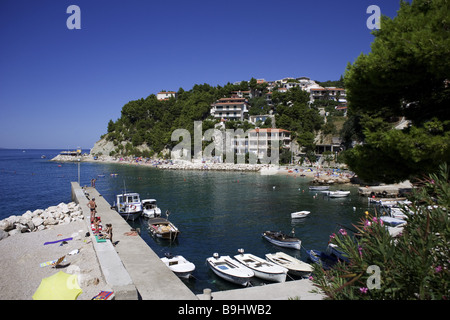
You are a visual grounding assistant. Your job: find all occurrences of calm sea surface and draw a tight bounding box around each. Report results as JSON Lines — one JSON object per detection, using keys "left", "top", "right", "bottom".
{"left": 0, "top": 148, "right": 370, "bottom": 294}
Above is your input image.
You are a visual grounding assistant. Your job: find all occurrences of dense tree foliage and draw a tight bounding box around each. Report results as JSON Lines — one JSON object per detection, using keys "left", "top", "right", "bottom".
{"left": 273, "top": 87, "right": 323, "bottom": 153}
{"left": 104, "top": 78, "right": 324, "bottom": 157}
{"left": 342, "top": 0, "right": 450, "bottom": 183}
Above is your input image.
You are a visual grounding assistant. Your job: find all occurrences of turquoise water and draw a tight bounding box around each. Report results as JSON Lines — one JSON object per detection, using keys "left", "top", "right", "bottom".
{"left": 0, "top": 149, "right": 370, "bottom": 294}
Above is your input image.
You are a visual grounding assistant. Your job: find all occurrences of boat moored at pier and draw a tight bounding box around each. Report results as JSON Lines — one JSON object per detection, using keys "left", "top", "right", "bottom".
{"left": 234, "top": 249, "right": 288, "bottom": 283}
{"left": 206, "top": 253, "right": 254, "bottom": 286}
{"left": 113, "top": 192, "right": 143, "bottom": 221}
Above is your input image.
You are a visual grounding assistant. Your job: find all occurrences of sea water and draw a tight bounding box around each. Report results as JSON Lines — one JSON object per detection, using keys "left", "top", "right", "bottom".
{"left": 0, "top": 149, "right": 370, "bottom": 294}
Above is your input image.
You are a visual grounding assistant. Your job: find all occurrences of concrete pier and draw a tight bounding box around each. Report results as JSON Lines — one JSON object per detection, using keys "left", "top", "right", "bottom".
{"left": 358, "top": 181, "right": 413, "bottom": 197}
{"left": 71, "top": 182, "right": 197, "bottom": 300}
{"left": 196, "top": 279, "right": 323, "bottom": 300}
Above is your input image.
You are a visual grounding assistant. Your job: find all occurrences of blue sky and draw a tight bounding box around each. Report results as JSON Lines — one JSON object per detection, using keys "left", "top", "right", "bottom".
{"left": 0, "top": 0, "right": 404, "bottom": 149}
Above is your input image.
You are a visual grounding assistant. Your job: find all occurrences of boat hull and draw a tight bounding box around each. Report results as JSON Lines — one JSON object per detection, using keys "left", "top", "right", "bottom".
{"left": 265, "top": 252, "right": 313, "bottom": 277}
{"left": 206, "top": 256, "right": 254, "bottom": 286}
{"left": 306, "top": 249, "right": 338, "bottom": 270}
{"left": 118, "top": 211, "right": 142, "bottom": 221}
{"left": 161, "top": 255, "right": 195, "bottom": 279}
{"left": 141, "top": 199, "right": 162, "bottom": 218}
{"left": 262, "top": 231, "right": 301, "bottom": 250}
{"left": 291, "top": 211, "right": 310, "bottom": 219}
{"left": 234, "top": 253, "right": 287, "bottom": 283}
{"left": 309, "top": 186, "right": 329, "bottom": 191}
{"left": 148, "top": 217, "right": 180, "bottom": 240}
{"left": 142, "top": 209, "right": 161, "bottom": 218}
{"left": 328, "top": 191, "right": 350, "bottom": 198}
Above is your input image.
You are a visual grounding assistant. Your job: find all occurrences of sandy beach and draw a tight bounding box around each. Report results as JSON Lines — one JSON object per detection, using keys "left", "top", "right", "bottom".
{"left": 0, "top": 220, "right": 111, "bottom": 300}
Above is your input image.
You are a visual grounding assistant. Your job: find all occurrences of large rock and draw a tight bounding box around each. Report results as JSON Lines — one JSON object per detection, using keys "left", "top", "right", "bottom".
{"left": 43, "top": 218, "right": 58, "bottom": 226}
{"left": 58, "top": 203, "right": 70, "bottom": 214}
{"left": 0, "top": 219, "right": 13, "bottom": 231}
{"left": 26, "top": 220, "right": 35, "bottom": 231}
{"left": 32, "top": 209, "right": 44, "bottom": 217}
{"left": 0, "top": 229, "right": 9, "bottom": 240}
{"left": 90, "top": 137, "right": 116, "bottom": 156}
{"left": 32, "top": 217, "right": 43, "bottom": 227}
{"left": 22, "top": 210, "right": 33, "bottom": 220}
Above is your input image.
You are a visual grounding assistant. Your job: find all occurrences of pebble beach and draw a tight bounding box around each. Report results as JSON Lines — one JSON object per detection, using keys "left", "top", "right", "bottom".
{"left": 51, "top": 153, "right": 354, "bottom": 184}
{"left": 0, "top": 205, "right": 110, "bottom": 300}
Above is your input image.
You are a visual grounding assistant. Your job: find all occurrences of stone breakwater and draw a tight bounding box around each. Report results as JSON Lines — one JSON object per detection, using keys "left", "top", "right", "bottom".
{"left": 0, "top": 202, "right": 84, "bottom": 240}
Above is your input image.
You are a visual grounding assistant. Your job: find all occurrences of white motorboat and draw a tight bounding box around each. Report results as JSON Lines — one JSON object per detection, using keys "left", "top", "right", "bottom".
{"left": 328, "top": 190, "right": 350, "bottom": 198}
{"left": 308, "top": 186, "right": 329, "bottom": 191}
{"left": 234, "top": 249, "right": 288, "bottom": 283}
{"left": 160, "top": 253, "right": 195, "bottom": 279}
{"left": 291, "top": 210, "right": 310, "bottom": 219}
{"left": 262, "top": 230, "right": 301, "bottom": 250}
{"left": 206, "top": 253, "right": 254, "bottom": 286}
{"left": 265, "top": 252, "right": 313, "bottom": 277}
{"left": 380, "top": 215, "right": 407, "bottom": 227}
{"left": 114, "top": 192, "right": 143, "bottom": 221}
{"left": 142, "top": 199, "right": 161, "bottom": 218}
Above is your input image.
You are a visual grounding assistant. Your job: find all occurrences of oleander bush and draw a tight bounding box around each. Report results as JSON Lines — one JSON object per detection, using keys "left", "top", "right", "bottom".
{"left": 311, "top": 163, "right": 450, "bottom": 300}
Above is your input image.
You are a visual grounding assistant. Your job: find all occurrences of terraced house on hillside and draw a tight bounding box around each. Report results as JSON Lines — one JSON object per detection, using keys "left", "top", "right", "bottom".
{"left": 210, "top": 97, "right": 250, "bottom": 121}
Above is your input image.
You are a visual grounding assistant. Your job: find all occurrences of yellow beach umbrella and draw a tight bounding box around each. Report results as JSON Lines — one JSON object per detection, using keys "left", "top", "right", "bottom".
{"left": 32, "top": 271, "right": 82, "bottom": 300}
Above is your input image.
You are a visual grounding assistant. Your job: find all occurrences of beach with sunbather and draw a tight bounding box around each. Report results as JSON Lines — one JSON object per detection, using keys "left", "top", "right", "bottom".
{"left": 0, "top": 220, "right": 111, "bottom": 300}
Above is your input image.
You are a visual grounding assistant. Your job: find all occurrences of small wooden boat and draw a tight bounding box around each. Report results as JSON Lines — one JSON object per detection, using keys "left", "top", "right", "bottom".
{"left": 234, "top": 249, "right": 288, "bottom": 283}
{"left": 160, "top": 253, "right": 195, "bottom": 279}
{"left": 306, "top": 249, "right": 338, "bottom": 270}
{"left": 291, "top": 210, "right": 310, "bottom": 219}
{"left": 148, "top": 217, "right": 180, "bottom": 240}
{"left": 262, "top": 230, "right": 301, "bottom": 250}
{"left": 206, "top": 253, "right": 254, "bottom": 286}
{"left": 265, "top": 252, "right": 313, "bottom": 277}
{"left": 328, "top": 190, "right": 350, "bottom": 198}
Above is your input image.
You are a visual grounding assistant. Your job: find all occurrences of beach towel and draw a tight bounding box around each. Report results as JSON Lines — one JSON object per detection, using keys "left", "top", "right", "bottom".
{"left": 40, "top": 257, "right": 67, "bottom": 267}
{"left": 92, "top": 291, "right": 113, "bottom": 300}
{"left": 43, "top": 237, "right": 73, "bottom": 245}
{"left": 95, "top": 235, "right": 106, "bottom": 243}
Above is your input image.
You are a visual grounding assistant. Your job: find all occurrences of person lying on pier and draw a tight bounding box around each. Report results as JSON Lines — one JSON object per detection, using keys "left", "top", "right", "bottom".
{"left": 93, "top": 217, "right": 101, "bottom": 234}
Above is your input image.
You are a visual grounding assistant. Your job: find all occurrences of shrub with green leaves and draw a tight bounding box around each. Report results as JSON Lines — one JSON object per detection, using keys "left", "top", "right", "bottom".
{"left": 311, "top": 164, "right": 449, "bottom": 300}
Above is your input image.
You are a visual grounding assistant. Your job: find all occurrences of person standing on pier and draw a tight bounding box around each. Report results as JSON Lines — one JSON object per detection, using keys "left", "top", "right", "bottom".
{"left": 87, "top": 197, "right": 97, "bottom": 222}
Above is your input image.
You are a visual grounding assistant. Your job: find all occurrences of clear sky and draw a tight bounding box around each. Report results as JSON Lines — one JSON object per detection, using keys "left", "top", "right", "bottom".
{"left": 0, "top": 0, "right": 405, "bottom": 149}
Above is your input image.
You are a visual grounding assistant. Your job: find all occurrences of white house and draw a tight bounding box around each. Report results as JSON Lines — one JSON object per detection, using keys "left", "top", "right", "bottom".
{"left": 157, "top": 91, "right": 177, "bottom": 100}
{"left": 309, "top": 87, "right": 346, "bottom": 103}
{"left": 210, "top": 97, "right": 249, "bottom": 121}
{"left": 248, "top": 128, "right": 291, "bottom": 159}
